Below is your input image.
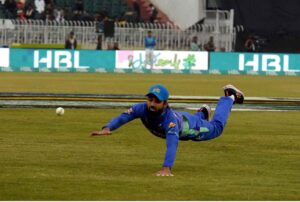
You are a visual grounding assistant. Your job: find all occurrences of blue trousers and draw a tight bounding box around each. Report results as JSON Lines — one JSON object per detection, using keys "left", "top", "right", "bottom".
{"left": 193, "top": 96, "right": 234, "bottom": 141}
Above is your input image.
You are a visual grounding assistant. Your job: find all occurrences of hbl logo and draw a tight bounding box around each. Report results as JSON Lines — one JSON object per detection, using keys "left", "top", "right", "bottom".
{"left": 34, "top": 50, "right": 89, "bottom": 68}
{"left": 239, "top": 54, "right": 300, "bottom": 72}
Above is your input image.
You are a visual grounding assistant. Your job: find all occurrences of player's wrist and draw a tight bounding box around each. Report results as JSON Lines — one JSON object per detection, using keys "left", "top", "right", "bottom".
{"left": 102, "top": 126, "right": 110, "bottom": 130}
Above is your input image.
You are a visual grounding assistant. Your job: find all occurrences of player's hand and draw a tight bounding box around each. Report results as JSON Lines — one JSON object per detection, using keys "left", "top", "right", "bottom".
{"left": 155, "top": 167, "right": 174, "bottom": 177}
{"left": 91, "top": 128, "right": 112, "bottom": 136}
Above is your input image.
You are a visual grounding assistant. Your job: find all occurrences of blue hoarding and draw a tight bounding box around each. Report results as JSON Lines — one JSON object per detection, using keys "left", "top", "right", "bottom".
{"left": 2, "top": 48, "right": 300, "bottom": 76}
{"left": 9, "top": 49, "right": 115, "bottom": 72}
{"left": 210, "top": 52, "right": 300, "bottom": 75}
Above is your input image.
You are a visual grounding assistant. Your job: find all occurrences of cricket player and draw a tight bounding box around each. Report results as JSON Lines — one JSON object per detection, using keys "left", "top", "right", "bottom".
{"left": 144, "top": 30, "right": 156, "bottom": 69}
{"left": 91, "top": 84, "right": 244, "bottom": 176}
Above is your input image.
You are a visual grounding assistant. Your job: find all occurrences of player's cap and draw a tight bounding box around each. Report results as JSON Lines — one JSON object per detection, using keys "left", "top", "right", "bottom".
{"left": 146, "top": 84, "right": 169, "bottom": 101}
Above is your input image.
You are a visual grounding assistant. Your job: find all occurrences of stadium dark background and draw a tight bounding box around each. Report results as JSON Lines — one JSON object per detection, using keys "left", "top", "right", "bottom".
{"left": 218, "top": 0, "right": 300, "bottom": 53}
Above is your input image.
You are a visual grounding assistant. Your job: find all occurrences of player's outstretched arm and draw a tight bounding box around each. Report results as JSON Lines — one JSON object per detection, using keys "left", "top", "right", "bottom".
{"left": 91, "top": 127, "right": 112, "bottom": 136}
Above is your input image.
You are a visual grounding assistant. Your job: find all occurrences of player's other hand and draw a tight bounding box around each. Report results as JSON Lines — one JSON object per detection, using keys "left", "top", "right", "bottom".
{"left": 91, "top": 128, "right": 112, "bottom": 136}
{"left": 155, "top": 167, "right": 173, "bottom": 177}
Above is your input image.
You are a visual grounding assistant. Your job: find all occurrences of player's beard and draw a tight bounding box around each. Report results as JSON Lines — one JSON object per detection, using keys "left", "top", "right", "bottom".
{"left": 147, "top": 106, "right": 164, "bottom": 117}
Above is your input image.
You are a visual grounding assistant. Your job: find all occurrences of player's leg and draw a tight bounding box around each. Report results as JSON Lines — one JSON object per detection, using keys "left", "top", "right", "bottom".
{"left": 145, "top": 49, "right": 150, "bottom": 68}
{"left": 193, "top": 84, "right": 244, "bottom": 141}
{"left": 149, "top": 49, "right": 154, "bottom": 69}
{"left": 193, "top": 97, "right": 233, "bottom": 141}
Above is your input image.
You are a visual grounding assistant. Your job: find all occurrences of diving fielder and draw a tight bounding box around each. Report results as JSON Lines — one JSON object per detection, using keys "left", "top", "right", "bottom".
{"left": 91, "top": 84, "right": 244, "bottom": 176}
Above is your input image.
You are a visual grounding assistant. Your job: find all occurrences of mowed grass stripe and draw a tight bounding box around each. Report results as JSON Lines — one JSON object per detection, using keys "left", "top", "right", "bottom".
{"left": 0, "top": 72, "right": 300, "bottom": 97}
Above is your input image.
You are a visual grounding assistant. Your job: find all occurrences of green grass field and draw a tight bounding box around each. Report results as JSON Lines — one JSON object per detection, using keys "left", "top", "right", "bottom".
{"left": 0, "top": 73, "right": 300, "bottom": 200}
{"left": 0, "top": 72, "right": 300, "bottom": 97}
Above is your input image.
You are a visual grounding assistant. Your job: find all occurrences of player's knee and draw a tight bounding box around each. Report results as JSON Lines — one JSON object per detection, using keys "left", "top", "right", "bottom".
{"left": 193, "top": 123, "right": 224, "bottom": 141}
{"left": 213, "top": 120, "right": 225, "bottom": 136}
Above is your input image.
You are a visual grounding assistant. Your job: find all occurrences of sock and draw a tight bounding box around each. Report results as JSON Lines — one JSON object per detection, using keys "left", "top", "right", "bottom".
{"left": 229, "top": 95, "right": 235, "bottom": 101}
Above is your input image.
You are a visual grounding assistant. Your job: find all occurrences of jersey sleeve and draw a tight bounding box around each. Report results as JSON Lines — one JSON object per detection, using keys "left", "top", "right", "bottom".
{"left": 105, "top": 103, "right": 145, "bottom": 131}
{"left": 162, "top": 114, "right": 180, "bottom": 167}
{"left": 152, "top": 38, "right": 156, "bottom": 47}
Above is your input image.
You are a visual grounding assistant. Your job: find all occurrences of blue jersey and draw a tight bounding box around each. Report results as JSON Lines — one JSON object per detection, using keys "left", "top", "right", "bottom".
{"left": 144, "top": 36, "right": 156, "bottom": 49}
{"left": 104, "top": 97, "right": 234, "bottom": 168}
{"left": 104, "top": 102, "right": 214, "bottom": 167}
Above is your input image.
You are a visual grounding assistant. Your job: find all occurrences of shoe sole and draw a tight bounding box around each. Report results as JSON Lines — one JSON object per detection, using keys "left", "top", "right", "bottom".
{"left": 223, "top": 84, "right": 244, "bottom": 104}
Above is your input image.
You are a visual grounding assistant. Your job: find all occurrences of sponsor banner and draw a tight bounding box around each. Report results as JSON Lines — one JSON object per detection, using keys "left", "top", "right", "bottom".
{"left": 3, "top": 48, "right": 299, "bottom": 76}
{"left": 210, "top": 52, "right": 300, "bottom": 74}
{"left": 0, "top": 48, "right": 10, "bottom": 67}
{"left": 9, "top": 49, "right": 115, "bottom": 71}
{"left": 116, "top": 50, "right": 209, "bottom": 70}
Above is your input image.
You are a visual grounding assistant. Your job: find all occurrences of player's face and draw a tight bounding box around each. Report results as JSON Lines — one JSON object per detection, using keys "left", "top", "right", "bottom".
{"left": 147, "top": 96, "right": 166, "bottom": 113}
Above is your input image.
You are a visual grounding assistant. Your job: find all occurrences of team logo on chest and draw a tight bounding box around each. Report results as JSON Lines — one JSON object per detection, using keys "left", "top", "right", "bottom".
{"left": 169, "top": 122, "right": 176, "bottom": 128}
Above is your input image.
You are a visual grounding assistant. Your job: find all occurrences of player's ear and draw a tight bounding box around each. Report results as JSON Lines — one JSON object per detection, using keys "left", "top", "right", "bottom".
{"left": 163, "top": 101, "right": 168, "bottom": 107}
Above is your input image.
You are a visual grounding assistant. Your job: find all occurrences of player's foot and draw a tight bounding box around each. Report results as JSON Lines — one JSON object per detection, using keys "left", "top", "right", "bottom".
{"left": 223, "top": 84, "right": 244, "bottom": 104}
{"left": 197, "top": 104, "right": 211, "bottom": 121}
